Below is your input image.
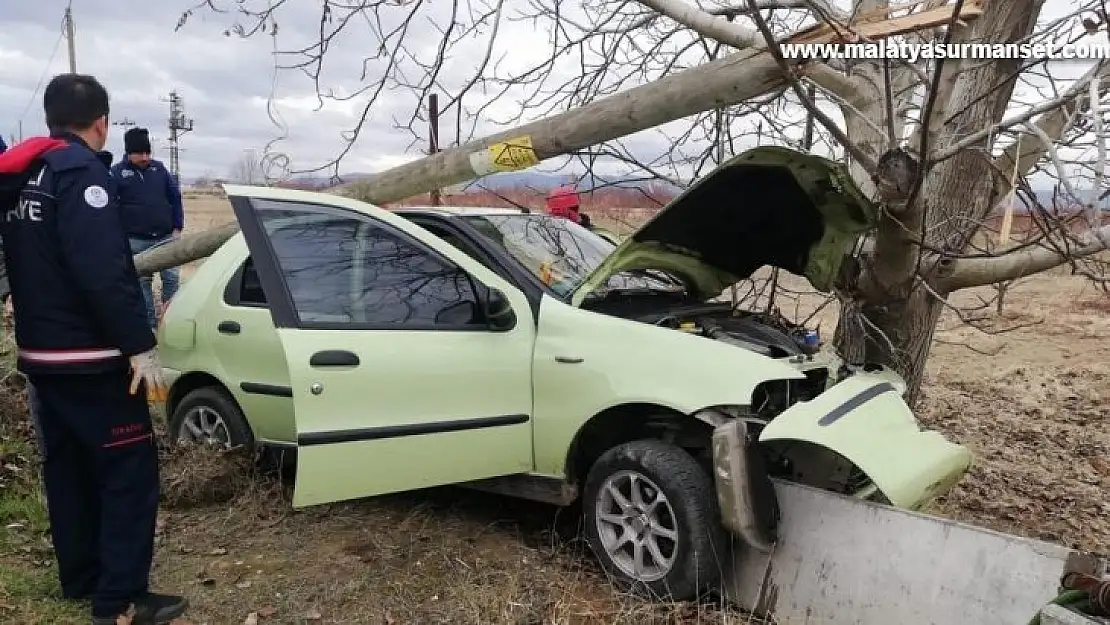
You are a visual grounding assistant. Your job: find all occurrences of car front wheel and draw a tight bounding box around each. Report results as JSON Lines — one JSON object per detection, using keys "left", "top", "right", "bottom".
{"left": 170, "top": 386, "right": 255, "bottom": 452}
{"left": 582, "top": 439, "right": 728, "bottom": 601}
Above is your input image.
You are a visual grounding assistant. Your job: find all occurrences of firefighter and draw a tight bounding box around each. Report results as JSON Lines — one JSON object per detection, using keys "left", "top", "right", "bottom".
{"left": 0, "top": 73, "right": 187, "bottom": 625}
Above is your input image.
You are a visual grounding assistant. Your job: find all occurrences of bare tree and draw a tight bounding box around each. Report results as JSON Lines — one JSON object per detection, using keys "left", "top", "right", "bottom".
{"left": 159, "top": 0, "right": 1110, "bottom": 404}
{"left": 229, "top": 149, "right": 265, "bottom": 185}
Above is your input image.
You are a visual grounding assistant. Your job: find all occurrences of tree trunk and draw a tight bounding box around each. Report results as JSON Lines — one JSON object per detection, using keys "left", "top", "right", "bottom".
{"left": 834, "top": 288, "right": 944, "bottom": 405}
{"left": 834, "top": 0, "right": 1044, "bottom": 406}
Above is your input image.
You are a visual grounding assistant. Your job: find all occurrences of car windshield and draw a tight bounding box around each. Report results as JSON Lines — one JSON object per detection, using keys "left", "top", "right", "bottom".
{"left": 460, "top": 213, "right": 683, "bottom": 298}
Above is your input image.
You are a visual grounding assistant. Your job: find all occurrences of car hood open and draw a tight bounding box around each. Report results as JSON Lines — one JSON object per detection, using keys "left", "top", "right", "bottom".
{"left": 569, "top": 146, "right": 878, "bottom": 305}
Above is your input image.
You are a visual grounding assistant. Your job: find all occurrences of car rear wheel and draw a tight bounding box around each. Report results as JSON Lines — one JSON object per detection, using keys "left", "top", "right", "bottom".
{"left": 582, "top": 439, "right": 729, "bottom": 601}
{"left": 170, "top": 386, "right": 255, "bottom": 452}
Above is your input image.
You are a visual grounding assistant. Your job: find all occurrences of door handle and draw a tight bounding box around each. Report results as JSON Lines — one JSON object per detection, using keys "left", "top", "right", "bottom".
{"left": 309, "top": 350, "right": 360, "bottom": 367}
{"left": 554, "top": 356, "right": 583, "bottom": 364}
{"left": 217, "top": 320, "right": 241, "bottom": 335}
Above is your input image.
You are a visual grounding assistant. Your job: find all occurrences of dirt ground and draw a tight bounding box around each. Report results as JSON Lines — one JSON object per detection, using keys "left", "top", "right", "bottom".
{"left": 1, "top": 194, "right": 1109, "bottom": 624}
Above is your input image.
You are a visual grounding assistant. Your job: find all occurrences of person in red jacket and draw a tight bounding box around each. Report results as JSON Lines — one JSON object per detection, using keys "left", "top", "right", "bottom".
{"left": 545, "top": 183, "right": 582, "bottom": 223}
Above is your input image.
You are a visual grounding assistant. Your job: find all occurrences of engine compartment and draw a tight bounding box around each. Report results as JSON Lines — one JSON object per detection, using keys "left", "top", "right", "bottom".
{"left": 581, "top": 291, "right": 821, "bottom": 360}
{"left": 581, "top": 290, "right": 877, "bottom": 498}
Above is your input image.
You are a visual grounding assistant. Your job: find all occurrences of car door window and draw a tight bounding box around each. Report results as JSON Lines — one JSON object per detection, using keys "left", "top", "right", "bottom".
{"left": 223, "top": 257, "right": 268, "bottom": 307}
{"left": 255, "top": 205, "right": 483, "bottom": 328}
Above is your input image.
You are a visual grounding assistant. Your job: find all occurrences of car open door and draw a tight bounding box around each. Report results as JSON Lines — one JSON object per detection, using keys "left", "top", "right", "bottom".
{"left": 224, "top": 186, "right": 536, "bottom": 507}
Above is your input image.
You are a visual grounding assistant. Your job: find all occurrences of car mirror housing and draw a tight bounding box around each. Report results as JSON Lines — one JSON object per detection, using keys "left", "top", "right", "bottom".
{"left": 481, "top": 285, "right": 516, "bottom": 332}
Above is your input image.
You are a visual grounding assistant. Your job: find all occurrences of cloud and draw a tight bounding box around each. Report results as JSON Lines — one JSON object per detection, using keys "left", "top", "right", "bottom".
{"left": 0, "top": 0, "right": 1103, "bottom": 191}
{"left": 0, "top": 0, "right": 452, "bottom": 180}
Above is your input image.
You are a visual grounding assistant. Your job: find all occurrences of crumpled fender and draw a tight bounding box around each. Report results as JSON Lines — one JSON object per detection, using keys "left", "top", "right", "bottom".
{"left": 757, "top": 372, "right": 972, "bottom": 510}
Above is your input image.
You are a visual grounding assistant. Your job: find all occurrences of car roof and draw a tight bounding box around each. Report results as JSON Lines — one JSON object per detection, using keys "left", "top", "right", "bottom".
{"left": 392, "top": 205, "right": 532, "bottom": 218}
{"left": 218, "top": 184, "right": 544, "bottom": 222}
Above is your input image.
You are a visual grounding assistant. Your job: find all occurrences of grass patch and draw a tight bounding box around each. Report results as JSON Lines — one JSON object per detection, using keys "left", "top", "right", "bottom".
{"left": 0, "top": 565, "right": 87, "bottom": 624}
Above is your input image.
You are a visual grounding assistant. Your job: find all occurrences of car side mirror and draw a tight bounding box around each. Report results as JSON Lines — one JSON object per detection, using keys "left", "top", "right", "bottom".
{"left": 481, "top": 285, "right": 516, "bottom": 332}
{"left": 434, "top": 300, "right": 481, "bottom": 325}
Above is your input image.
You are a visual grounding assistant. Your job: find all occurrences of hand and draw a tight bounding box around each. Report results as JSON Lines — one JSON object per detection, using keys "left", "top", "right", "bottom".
{"left": 129, "top": 348, "right": 168, "bottom": 402}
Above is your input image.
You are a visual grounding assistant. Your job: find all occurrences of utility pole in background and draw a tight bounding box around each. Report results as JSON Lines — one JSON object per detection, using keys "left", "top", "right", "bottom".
{"left": 113, "top": 117, "right": 136, "bottom": 129}
{"left": 165, "top": 90, "right": 194, "bottom": 181}
{"left": 64, "top": 4, "right": 76, "bottom": 73}
{"left": 428, "top": 93, "right": 441, "bottom": 206}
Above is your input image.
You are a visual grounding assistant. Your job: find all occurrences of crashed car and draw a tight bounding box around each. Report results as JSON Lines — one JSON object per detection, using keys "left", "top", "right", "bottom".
{"left": 156, "top": 146, "right": 971, "bottom": 600}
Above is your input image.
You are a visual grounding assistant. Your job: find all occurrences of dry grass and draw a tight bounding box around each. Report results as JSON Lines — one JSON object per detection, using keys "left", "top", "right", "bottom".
{"left": 3, "top": 196, "right": 1110, "bottom": 623}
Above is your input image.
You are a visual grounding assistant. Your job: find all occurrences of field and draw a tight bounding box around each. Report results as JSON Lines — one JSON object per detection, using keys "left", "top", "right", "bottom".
{"left": 1, "top": 192, "right": 1108, "bottom": 624}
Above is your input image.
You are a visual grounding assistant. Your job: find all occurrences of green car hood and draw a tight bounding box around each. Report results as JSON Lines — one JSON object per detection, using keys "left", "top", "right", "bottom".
{"left": 570, "top": 146, "right": 878, "bottom": 305}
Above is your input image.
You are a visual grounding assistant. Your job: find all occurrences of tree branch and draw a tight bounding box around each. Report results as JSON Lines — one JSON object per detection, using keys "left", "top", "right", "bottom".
{"left": 633, "top": 0, "right": 865, "bottom": 100}
{"left": 991, "top": 59, "right": 1110, "bottom": 196}
{"left": 636, "top": 0, "right": 762, "bottom": 49}
{"left": 710, "top": 0, "right": 847, "bottom": 21}
{"left": 746, "top": 0, "right": 877, "bottom": 172}
{"left": 936, "top": 225, "right": 1110, "bottom": 291}
{"left": 933, "top": 70, "right": 1110, "bottom": 162}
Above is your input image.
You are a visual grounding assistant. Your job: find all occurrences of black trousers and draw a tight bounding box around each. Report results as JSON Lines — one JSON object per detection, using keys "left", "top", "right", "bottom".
{"left": 29, "top": 370, "right": 160, "bottom": 618}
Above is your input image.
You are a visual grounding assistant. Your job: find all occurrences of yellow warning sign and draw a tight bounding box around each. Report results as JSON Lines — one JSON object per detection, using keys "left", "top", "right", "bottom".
{"left": 488, "top": 136, "right": 540, "bottom": 172}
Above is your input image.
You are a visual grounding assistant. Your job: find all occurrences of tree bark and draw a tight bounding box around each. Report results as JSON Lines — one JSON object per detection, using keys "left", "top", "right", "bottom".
{"left": 936, "top": 224, "right": 1110, "bottom": 291}
{"left": 133, "top": 221, "right": 240, "bottom": 276}
{"left": 835, "top": 0, "right": 1044, "bottom": 406}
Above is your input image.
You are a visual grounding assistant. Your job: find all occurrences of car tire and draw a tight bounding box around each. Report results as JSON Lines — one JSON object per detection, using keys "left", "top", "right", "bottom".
{"left": 582, "top": 439, "right": 729, "bottom": 601}
{"left": 170, "top": 386, "right": 255, "bottom": 452}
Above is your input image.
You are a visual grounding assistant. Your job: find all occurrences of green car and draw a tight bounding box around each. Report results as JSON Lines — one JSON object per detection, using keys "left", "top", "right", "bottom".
{"left": 157, "top": 146, "right": 971, "bottom": 600}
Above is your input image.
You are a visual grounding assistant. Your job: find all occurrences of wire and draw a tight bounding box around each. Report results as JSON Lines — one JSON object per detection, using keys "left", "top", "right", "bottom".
{"left": 16, "top": 14, "right": 67, "bottom": 131}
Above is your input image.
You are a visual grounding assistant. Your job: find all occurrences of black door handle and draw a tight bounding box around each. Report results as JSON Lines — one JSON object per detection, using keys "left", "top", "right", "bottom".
{"left": 217, "top": 320, "right": 241, "bottom": 335}
{"left": 309, "top": 350, "right": 360, "bottom": 367}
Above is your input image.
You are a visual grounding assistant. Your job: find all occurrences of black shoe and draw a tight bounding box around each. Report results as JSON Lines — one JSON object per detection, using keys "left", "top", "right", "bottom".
{"left": 90, "top": 592, "right": 188, "bottom": 625}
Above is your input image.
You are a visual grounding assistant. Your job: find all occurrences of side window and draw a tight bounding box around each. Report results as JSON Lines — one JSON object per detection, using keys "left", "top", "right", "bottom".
{"left": 240, "top": 258, "right": 267, "bottom": 305}
{"left": 256, "top": 207, "right": 484, "bottom": 328}
{"left": 224, "top": 257, "right": 268, "bottom": 307}
{"left": 419, "top": 223, "right": 491, "bottom": 269}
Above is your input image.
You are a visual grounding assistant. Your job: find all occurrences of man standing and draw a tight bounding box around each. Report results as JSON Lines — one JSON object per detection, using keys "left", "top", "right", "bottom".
{"left": 0, "top": 74, "right": 187, "bottom": 625}
{"left": 111, "top": 127, "right": 184, "bottom": 328}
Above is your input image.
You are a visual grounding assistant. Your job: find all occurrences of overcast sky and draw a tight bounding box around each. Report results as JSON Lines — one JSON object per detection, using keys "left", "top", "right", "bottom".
{"left": 0, "top": 1, "right": 1100, "bottom": 186}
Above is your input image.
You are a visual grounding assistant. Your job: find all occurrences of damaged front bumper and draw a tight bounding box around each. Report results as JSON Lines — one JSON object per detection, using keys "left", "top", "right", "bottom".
{"left": 709, "top": 371, "right": 973, "bottom": 550}
{"left": 758, "top": 372, "right": 972, "bottom": 510}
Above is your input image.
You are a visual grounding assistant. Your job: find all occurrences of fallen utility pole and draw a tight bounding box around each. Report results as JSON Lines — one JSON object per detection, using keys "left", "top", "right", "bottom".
{"left": 133, "top": 1, "right": 983, "bottom": 276}
{"left": 133, "top": 45, "right": 787, "bottom": 275}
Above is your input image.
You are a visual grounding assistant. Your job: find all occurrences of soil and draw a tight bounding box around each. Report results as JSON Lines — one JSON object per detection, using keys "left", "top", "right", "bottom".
{"left": 1, "top": 195, "right": 1108, "bottom": 623}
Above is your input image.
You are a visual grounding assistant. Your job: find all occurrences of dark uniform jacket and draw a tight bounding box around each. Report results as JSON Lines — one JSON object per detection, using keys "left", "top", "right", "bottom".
{"left": 0, "top": 134, "right": 155, "bottom": 375}
{"left": 111, "top": 158, "right": 184, "bottom": 239}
